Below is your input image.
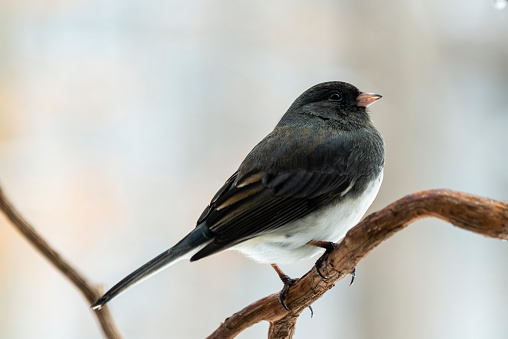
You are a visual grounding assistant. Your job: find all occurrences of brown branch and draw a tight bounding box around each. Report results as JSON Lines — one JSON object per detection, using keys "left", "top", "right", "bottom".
{"left": 2, "top": 183, "right": 506, "bottom": 338}
{"left": 207, "top": 189, "right": 508, "bottom": 339}
{"left": 268, "top": 316, "right": 298, "bottom": 339}
{"left": 0, "top": 184, "right": 122, "bottom": 339}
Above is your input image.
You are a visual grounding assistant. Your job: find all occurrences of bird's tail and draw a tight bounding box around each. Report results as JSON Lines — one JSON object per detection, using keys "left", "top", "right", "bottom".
{"left": 91, "top": 224, "right": 213, "bottom": 310}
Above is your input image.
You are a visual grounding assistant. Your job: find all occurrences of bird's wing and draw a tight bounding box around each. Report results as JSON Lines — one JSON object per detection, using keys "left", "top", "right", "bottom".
{"left": 191, "top": 133, "right": 356, "bottom": 261}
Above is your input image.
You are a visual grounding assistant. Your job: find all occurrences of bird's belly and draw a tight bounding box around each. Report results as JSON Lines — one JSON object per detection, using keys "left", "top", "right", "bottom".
{"left": 233, "top": 171, "right": 383, "bottom": 264}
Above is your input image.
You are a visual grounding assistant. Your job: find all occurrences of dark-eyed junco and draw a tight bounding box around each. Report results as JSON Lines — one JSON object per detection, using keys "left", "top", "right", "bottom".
{"left": 92, "top": 81, "right": 384, "bottom": 310}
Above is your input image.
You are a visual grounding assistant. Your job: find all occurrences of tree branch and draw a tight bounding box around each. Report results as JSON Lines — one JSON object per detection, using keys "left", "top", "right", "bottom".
{"left": 2, "top": 183, "right": 506, "bottom": 339}
{"left": 0, "top": 184, "right": 122, "bottom": 339}
{"left": 207, "top": 189, "right": 508, "bottom": 339}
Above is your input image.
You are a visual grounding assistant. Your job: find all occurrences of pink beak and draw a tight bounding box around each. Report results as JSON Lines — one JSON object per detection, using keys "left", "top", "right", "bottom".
{"left": 356, "top": 92, "right": 382, "bottom": 107}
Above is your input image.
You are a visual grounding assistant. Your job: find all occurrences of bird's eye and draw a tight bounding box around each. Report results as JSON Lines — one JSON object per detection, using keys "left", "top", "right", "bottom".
{"left": 328, "top": 93, "right": 342, "bottom": 101}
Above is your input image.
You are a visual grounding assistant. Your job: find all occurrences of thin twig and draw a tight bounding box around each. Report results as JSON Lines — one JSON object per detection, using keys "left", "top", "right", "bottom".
{"left": 0, "top": 184, "right": 122, "bottom": 339}
{"left": 207, "top": 189, "right": 508, "bottom": 339}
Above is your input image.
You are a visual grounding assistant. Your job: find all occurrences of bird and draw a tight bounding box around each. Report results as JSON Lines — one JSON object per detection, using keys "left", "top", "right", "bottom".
{"left": 91, "top": 81, "right": 385, "bottom": 311}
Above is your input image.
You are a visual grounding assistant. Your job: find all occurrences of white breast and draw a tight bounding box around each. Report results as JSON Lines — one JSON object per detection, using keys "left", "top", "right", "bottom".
{"left": 233, "top": 170, "right": 383, "bottom": 264}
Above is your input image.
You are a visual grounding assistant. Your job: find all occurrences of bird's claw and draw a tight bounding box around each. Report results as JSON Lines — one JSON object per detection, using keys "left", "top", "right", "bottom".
{"left": 349, "top": 267, "right": 356, "bottom": 286}
{"left": 277, "top": 276, "right": 299, "bottom": 312}
{"left": 310, "top": 241, "right": 337, "bottom": 279}
{"left": 271, "top": 263, "right": 299, "bottom": 312}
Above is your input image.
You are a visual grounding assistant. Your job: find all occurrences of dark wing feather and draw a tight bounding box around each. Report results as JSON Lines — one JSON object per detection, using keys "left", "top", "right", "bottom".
{"left": 191, "top": 169, "right": 351, "bottom": 261}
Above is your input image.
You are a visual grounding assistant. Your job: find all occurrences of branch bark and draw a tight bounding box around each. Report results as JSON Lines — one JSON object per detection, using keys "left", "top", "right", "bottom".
{"left": 207, "top": 189, "right": 508, "bottom": 339}
{"left": 0, "top": 185, "right": 122, "bottom": 339}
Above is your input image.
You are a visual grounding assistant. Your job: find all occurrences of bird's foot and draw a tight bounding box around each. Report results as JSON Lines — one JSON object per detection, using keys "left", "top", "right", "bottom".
{"left": 271, "top": 264, "right": 298, "bottom": 312}
{"left": 307, "top": 241, "right": 357, "bottom": 284}
{"left": 307, "top": 240, "right": 337, "bottom": 279}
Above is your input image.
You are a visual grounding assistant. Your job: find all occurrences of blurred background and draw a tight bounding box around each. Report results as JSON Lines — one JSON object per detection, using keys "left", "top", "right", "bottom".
{"left": 0, "top": 0, "right": 507, "bottom": 338}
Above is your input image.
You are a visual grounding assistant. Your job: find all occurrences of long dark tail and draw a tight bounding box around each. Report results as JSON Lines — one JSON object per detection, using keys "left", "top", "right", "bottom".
{"left": 91, "top": 224, "right": 213, "bottom": 310}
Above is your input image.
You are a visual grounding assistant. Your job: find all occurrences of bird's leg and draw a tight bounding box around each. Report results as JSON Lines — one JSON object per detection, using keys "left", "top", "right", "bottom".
{"left": 307, "top": 240, "right": 356, "bottom": 284}
{"left": 271, "top": 263, "right": 298, "bottom": 313}
{"left": 307, "top": 240, "right": 337, "bottom": 279}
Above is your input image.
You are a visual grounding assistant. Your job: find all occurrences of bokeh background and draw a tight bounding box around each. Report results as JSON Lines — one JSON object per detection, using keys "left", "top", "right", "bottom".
{"left": 0, "top": 1, "right": 507, "bottom": 338}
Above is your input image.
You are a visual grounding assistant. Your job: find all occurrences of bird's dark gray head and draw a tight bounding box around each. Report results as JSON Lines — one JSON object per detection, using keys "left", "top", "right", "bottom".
{"left": 281, "top": 81, "right": 382, "bottom": 130}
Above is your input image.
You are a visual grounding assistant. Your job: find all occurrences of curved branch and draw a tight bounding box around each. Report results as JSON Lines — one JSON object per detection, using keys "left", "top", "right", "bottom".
{"left": 0, "top": 185, "right": 122, "bottom": 339}
{"left": 207, "top": 189, "right": 508, "bottom": 339}
{"left": 2, "top": 184, "right": 506, "bottom": 339}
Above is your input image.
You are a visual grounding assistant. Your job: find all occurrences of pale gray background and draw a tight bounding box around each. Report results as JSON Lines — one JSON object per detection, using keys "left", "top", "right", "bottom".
{"left": 0, "top": 0, "right": 507, "bottom": 338}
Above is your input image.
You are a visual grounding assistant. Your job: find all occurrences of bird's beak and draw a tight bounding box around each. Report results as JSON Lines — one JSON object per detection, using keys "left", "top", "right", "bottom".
{"left": 356, "top": 92, "right": 382, "bottom": 107}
